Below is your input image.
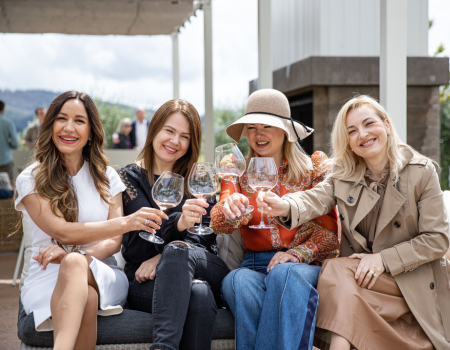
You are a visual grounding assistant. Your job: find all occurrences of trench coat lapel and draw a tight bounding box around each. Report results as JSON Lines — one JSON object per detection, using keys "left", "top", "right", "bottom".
{"left": 375, "top": 179, "right": 406, "bottom": 238}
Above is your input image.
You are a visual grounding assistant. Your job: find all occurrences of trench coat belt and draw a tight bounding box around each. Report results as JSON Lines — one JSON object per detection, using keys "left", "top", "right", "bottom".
{"left": 432, "top": 258, "right": 450, "bottom": 341}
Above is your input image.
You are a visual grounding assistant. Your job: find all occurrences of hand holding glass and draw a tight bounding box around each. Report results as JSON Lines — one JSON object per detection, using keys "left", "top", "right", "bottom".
{"left": 247, "top": 157, "right": 278, "bottom": 229}
{"left": 187, "top": 162, "right": 218, "bottom": 235}
{"left": 139, "top": 171, "right": 184, "bottom": 244}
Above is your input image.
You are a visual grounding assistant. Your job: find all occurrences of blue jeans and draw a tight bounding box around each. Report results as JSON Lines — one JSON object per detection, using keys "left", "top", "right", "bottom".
{"left": 221, "top": 251, "right": 321, "bottom": 350}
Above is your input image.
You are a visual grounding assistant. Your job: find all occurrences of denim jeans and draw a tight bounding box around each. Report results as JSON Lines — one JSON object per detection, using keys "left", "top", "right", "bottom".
{"left": 127, "top": 243, "right": 230, "bottom": 350}
{"left": 221, "top": 251, "right": 321, "bottom": 350}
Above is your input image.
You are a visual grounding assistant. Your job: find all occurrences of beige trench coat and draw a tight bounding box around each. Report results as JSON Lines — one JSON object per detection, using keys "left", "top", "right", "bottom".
{"left": 276, "top": 146, "right": 450, "bottom": 350}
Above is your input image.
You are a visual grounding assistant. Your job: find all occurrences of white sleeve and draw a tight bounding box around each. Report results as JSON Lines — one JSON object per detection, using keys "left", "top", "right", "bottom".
{"left": 15, "top": 162, "right": 39, "bottom": 212}
{"left": 106, "top": 166, "right": 126, "bottom": 198}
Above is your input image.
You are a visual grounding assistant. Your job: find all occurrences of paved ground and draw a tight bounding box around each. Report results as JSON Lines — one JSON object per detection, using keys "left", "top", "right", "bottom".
{"left": 0, "top": 251, "right": 22, "bottom": 350}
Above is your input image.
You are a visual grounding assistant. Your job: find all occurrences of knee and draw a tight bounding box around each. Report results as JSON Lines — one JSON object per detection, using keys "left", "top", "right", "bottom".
{"left": 161, "top": 242, "right": 190, "bottom": 262}
{"left": 60, "top": 252, "right": 88, "bottom": 272}
{"left": 267, "top": 263, "right": 311, "bottom": 288}
{"left": 189, "top": 281, "right": 216, "bottom": 314}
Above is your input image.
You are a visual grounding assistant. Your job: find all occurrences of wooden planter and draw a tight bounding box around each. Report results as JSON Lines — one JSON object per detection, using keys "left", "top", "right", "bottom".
{"left": 0, "top": 197, "right": 23, "bottom": 252}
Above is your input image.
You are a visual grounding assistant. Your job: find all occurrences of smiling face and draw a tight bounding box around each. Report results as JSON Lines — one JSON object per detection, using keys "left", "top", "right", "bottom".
{"left": 152, "top": 111, "right": 191, "bottom": 169}
{"left": 52, "top": 99, "right": 91, "bottom": 158}
{"left": 346, "top": 105, "right": 390, "bottom": 162}
{"left": 246, "top": 123, "right": 286, "bottom": 159}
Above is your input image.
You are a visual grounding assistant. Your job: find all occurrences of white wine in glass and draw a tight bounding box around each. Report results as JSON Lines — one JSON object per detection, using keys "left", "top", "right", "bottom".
{"left": 247, "top": 157, "right": 278, "bottom": 229}
{"left": 187, "top": 162, "right": 218, "bottom": 235}
{"left": 215, "top": 143, "right": 254, "bottom": 215}
{"left": 139, "top": 171, "right": 184, "bottom": 245}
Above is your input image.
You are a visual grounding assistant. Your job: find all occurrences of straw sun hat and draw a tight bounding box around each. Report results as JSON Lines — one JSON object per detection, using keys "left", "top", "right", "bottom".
{"left": 226, "top": 89, "right": 314, "bottom": 143}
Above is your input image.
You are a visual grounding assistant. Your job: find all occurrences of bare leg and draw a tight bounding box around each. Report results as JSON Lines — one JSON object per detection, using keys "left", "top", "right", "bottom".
{"left": 51, "top": 253, "right": 99, "bottom": 350}
{"left": 330, "top": 332, "right": 351, "bottom": 350}
{"left": 73, "top": 286, "right": 98, "bottom": 350}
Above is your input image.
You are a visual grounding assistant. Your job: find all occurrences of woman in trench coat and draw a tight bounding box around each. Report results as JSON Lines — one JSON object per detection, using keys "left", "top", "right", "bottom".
{"left": 255, "top": 95, "right": 450, "bottom": 350}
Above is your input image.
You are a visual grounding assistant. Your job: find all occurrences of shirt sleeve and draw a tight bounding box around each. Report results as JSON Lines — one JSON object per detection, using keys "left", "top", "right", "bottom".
{"left": 106, "top": 166, "right": 126, "bottom": 198}
{"left": 8, "top": 121, "right": 19, "bottom": 149}
{"left": 15, "top": 163, "right": 39, "bottom": 211}
{"left": 210, "top": 178, "right": 253, "bottom": 235}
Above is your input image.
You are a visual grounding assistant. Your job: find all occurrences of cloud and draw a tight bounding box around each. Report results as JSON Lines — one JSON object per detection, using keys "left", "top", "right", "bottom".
{"left": 0, "top": 0, "right": 258, "bottom": 114}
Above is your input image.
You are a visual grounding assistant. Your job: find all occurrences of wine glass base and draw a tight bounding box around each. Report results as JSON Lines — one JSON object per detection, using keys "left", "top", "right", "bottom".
{"left": 249, "top": 224, "right": 275, "bottom": 229}
{"left": 139, "top": 232, "right": 164, "bottom": 244}
{"left": 188, "top": 226, "right": 214, "bottom": 235}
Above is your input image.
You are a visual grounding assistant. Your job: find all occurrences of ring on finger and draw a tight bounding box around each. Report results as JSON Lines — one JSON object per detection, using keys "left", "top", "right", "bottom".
{"left": 144, "top": 219, "right": 150, "bottom": 226}
{"left": 191, "top": 211, "right": 194, "bottom": 217}
{"left": 368, "top": 270, "right": 374, "bottom": 276}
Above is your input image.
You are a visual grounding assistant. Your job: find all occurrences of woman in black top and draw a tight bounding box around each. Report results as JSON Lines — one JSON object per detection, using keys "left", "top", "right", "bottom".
{"left": 119, "top": 99, "right": 230, "bottom": 350}
{"left": 112, "top": 118, "right": 132, "bottom": 149}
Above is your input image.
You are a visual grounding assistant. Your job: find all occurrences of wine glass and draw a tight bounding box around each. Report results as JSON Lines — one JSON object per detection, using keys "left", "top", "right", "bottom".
{"left": 215, "top": 143, "right": 253, "bottom": 215}
{"left": 247, "top": 157, "right": 278, "bottom": 229}
{"left": 187, "top": 162, "right": 218, "bottom": 235}
{"left": 139, "top": 171, "right": 184, "bottom": 245}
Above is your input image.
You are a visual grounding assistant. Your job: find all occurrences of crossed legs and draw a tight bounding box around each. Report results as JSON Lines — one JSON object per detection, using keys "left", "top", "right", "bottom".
{"left": 51, "top": 252, "right": 99, "bottom": 350}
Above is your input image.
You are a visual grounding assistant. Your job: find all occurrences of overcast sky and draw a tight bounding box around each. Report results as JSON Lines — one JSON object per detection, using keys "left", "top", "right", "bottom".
{"left": 0, "top": 0, "right": 448, "bottom": 114}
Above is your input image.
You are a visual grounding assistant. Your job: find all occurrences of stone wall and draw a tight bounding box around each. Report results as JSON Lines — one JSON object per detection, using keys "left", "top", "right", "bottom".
{"left": 310, "top": 85, "right": 440, "bottom": 161}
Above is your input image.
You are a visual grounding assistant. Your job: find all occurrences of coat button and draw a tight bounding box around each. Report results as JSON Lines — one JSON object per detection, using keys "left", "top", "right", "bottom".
{"left": 394, "top": 221, "right": 401, "bottom": 228}
{"left": 430, "top": 282, "right": 435, "bottom": 290}
{"left": 347, "top": 196, "right": 354, "bottom": 203}
{"left": 339, "top": 214, "right": 345, "bottom": 221}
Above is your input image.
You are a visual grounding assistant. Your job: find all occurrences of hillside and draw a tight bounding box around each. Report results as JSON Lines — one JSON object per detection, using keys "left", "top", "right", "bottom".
{"left": 0, "top": 90, "right": 60, "bottom": 132}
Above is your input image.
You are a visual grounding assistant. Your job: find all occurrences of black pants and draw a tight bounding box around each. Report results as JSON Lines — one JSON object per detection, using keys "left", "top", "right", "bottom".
{"left": 127, "top": 243, "right": 230, "bottom": 350}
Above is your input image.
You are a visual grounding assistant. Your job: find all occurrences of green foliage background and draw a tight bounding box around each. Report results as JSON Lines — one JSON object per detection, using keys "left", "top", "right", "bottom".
{"left": 440, "top": 84, "right": 450, "bottom": 190}
{"left": 213, "top": 105, "right": 249, "bottom": 157}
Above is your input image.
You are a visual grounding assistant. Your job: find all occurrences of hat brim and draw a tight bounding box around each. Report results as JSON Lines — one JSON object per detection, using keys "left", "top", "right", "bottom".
{"left": 226, "top": 113, "right": 314, "bottom": 143}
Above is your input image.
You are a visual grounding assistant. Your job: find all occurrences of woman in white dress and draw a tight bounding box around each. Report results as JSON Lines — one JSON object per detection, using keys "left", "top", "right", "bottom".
{"left": 15, "top": 91, "right": 167, "bottom": 350}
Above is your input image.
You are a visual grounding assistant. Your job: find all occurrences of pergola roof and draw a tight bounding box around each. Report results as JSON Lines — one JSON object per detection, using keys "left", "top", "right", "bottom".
{"left": 0, "top": 0, "right": 199, "bottom": 35}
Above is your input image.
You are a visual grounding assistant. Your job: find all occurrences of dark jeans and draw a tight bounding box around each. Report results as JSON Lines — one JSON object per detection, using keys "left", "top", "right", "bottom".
{"left": 127, "top": 242, "right": 230, "bottom": 350}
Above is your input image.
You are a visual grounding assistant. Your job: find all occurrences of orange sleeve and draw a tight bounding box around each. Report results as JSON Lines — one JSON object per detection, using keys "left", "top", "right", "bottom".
{"left": 210, "top": 179, "right": 252, "bottom": 235}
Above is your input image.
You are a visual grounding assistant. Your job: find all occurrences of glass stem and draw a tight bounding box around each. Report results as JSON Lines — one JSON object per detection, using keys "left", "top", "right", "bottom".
{"left": 232, "top": 180, "right": 238, "bottom": 193}
{"left": 258, "top": 191, "right": 265, "bottom": 226}
{"left": 198, "top": 212, "right": 203, "bottom": 233}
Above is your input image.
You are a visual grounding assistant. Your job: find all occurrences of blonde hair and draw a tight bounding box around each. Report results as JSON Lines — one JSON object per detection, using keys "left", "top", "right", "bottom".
{"left": 246, "top": 134, "right": 312, "bottom": 182}
{"left": 328, "top": 95, "right": 428, "bottom": 182}
{"left": 116, "top": 118, "right": 132, "bottom": 134}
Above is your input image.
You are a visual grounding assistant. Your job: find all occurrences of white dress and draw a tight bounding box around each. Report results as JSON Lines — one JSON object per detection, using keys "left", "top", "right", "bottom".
{"left": 15, "top": 161, "right": 129, "bottom": 331}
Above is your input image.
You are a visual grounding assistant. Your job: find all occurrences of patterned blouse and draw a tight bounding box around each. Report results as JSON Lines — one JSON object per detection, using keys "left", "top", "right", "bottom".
{"left": 210, "top": 151, "right": 340, "bottom": 265}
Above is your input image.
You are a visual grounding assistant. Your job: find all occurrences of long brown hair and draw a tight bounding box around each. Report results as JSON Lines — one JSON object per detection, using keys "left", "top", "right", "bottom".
{"left": 33, "top": 91, "right": 112, "bottom": 229}
{"left": 138, "top": 99, "right": 202, "bottom": 194}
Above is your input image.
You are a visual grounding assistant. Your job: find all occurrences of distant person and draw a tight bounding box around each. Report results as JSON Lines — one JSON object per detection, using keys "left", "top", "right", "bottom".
{"left": 112, "top": 118, "right": 133, "bottom": 149}
{"left": 21, "top": 107, "right": 46, "bottom": 149}
{"left": 0, "top": 99, "right": 19, "bottom": 182}
{"left": 130, "top": 109, "right": 149, "bottom": 151}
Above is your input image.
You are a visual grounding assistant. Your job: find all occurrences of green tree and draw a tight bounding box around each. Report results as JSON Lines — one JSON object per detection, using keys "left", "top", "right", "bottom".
{"left": 213, "top": 105, "right": 249, "bottom": 156}
{"left": 95, "top": 99, "right": 135, "bottom": 149}
{"left": 440, "top": 83, "right": 450, "bottom": 190}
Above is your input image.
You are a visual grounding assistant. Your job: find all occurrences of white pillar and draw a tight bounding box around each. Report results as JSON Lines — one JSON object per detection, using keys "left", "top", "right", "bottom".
{"left": 380, "top": 0, "right": 407, "bottom": 142}
{"left": 258, "top": 0, "right": 272, "bottom": 90}
{"left": 172, "top": 32, "right": 179, "bottom": 99}
{"left": 203, "top": 0, "right": 214, "bottom": 162}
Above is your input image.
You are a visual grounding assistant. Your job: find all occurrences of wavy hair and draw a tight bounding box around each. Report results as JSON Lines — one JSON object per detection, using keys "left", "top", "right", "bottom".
{"left": 28, "top": 91, "right": 112, "bottom": 247}
{"left": 138, "top": 99, "right": 202, "bottom": 195}
{"left": 328, "top": 95, "right": 427, "bottom": 181}
{"left": 246, "top": 135, "right": 313, "bottom": 182}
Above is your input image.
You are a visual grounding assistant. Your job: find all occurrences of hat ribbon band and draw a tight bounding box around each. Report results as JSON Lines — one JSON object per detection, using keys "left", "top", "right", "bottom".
{"left": 244, "top": 111, "right": 313, "bottom": 143}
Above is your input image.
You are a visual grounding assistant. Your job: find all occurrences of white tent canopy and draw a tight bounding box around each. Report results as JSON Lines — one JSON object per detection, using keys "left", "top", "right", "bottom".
{"left": 0, "top": 0, "right": 199, "bottom": 35}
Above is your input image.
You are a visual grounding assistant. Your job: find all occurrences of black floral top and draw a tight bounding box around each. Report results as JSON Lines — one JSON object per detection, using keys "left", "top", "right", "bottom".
{"left": 119, "top": 163, "right": 217, "bottom": 281}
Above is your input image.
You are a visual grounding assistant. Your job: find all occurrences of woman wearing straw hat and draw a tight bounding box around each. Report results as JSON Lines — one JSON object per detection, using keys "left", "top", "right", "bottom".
{"left": 210, "top": 89, "right": 340, "bottom": 350}
{"left": 257, "top": 95, "right": 450, "bottom": 350}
